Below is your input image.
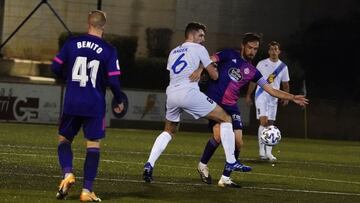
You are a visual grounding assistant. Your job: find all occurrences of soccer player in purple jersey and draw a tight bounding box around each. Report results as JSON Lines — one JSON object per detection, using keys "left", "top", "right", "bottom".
{"left": 197, "top": 33, "right": 308, "bottom": 187}
{"left": 142, "top": 22, "right": 252, "bottom": 184}
{"left": 51, "top": 10, "right": 124, "bottom": 202}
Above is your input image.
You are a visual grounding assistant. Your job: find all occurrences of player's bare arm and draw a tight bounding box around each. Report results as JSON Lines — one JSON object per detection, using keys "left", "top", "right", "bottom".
{"left": 189, "top": 63, "right": 218, "bottom": 82}
{"left": 189, "top": 64, "right": 205, "bottom": 82}
{"left": 245, "top": 82, "right": 257, "bottom": 105}
{"left": 262, "top": 84, "right": 308, "bottom": 107}
{"left": 189, "top": 55, "right": 219, "bottom": 82}
{"left": 189, "top": 61, "right": 218, "bottom": 81}
{"left": 205, "top": 63, "right": 218, "bottom": 80}
{"left": 280, "top": 81, "right": 290, "bottom": 106}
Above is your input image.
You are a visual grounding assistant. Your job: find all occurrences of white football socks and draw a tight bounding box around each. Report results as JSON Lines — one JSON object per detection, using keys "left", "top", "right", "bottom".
{"left": 265, "top": 145, "right": 273, "bottom": 157}
{"left": 258, "top": 125, "right": 266, "bottom": 157}
{"left": 147, "top": 131, "right": 172, "bottom": 167}
{"left": 220, "top": 122, "right": 236, "bottom": 164}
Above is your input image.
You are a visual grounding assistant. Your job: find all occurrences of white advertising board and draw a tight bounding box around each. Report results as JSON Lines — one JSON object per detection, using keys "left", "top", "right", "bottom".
{"left": 0, "top": 82, "right": 250, "bottom": 127}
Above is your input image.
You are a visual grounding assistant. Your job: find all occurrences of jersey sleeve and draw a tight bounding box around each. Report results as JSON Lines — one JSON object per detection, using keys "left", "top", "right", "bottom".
{"left": 255, "top": 60, "right": 264, "bottom": 72}
{"left": 282, "top": 65, "right": 290, "bottom": 82}
{"left": 252, "top": 69, "right": 268, "bottom": 88}
{"left": 107, "top": 48, "right": 123, "bottom": 104}
{"left": 106, "top": 47, "right": 121, "bottom": 76}
{"left": 212, "top": 49, "right": 233, "bottom": 63}
{"left": 51, "top": 39, "right": 69, "bottom": 79}
{"left": 198, "top": 45, "right": 212, "bottom": 68}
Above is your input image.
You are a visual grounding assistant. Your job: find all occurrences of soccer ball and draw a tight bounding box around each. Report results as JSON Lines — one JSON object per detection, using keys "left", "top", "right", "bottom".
{"left": 260, "top": 125, "right": 281, "bottom": 146}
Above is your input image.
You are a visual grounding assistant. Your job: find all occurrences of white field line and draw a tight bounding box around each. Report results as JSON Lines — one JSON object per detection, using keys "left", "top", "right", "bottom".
{"left": 1, "top": 152, "right": 360, "bottom": 186}
{"left": 1, "top": 144, "right": 359, "bottom": 169}
{"left": 0, "top": 172, "right": 359, "bottom": 197}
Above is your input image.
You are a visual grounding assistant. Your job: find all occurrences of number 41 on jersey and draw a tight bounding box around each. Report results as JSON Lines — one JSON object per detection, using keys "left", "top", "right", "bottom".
{"left": 72, "top": 56, "right": 99, "bottom": 88}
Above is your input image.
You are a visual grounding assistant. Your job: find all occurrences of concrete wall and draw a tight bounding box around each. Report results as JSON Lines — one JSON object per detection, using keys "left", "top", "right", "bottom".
{"left": 1, "top": 0, "right": 177, "bottom": 60}
{"left": 1, "top": 0, "right": 358, "bottom": 60}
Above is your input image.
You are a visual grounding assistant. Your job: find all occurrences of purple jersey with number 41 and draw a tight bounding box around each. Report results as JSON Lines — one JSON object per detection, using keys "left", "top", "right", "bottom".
{"left": 51, "top": 34, "right": 123, "bottom": 118}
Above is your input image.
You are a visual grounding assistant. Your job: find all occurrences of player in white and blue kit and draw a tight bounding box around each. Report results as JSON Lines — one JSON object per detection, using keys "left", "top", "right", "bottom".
{"left": 143, "top": 22, "right": 250, "bottom": 183}
{"left": 246, "top": 41, "right": 290, "bottom": 161}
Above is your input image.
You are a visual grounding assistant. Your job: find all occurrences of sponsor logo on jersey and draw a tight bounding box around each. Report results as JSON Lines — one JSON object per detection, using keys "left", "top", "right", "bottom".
{"left": 206, "top": 97, "right": 214, "bottom": 104}
{"left": 228, "top": 68, "right": 242, "bottom": 81}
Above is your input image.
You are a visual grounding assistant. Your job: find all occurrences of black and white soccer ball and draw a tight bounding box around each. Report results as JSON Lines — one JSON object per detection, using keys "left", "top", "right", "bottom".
{"left": 260, "top": 125, "right": 281, "bottom": 146}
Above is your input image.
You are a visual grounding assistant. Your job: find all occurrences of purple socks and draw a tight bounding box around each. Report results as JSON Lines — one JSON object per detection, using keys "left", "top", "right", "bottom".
{"left": 58, "top": 141, "right": 73, "bottom": 175}
{"left": 83, "top": 147, "right": 100, "bottom": 192}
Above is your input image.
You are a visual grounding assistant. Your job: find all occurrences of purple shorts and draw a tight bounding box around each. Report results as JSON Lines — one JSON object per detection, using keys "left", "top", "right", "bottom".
{"left": 58, "top": 113, "right": 106, "bottom": 141}
{"left": 208, "top": 104, "right": 243, "bottom": 131}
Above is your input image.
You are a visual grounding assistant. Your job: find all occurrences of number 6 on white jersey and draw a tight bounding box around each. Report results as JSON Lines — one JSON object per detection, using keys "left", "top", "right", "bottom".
{"left": 72, "top": 56, "right": 99, "bottom": 88}
{"left": 171, "top": 53, "right": 188, "bottom": 74}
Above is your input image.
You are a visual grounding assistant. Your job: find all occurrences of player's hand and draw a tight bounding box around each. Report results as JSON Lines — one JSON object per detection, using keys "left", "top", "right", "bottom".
{"left": 189, "top": 67, "right": 203, "bottom": 82}
{"left": 245, "top": 95, "right": 253, "bottom": 106}
{"left": 114, "top": 103, "right": 124, "bottom": 113}
{"left": 292, "top": 95, "right": 309, "bottom": 107}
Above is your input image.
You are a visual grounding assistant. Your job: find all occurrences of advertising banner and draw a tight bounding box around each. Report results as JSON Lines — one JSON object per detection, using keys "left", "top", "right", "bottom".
{"left": 0, "top": 83, "right": 61, "bottom": 123}
{"left": 0, "top": 83, "right": 249, "bottom": 127}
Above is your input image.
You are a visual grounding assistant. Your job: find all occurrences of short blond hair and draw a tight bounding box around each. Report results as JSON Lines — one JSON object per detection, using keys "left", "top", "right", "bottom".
{"left": 88, "top": 10, "right": 106, "bottom": 29}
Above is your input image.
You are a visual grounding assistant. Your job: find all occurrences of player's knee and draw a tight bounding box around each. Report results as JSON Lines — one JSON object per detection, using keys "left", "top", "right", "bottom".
{"left": 219, "top": 112, "right": 232, "bottom": 123}
{"left": 58, "top": 135, "right": 71, "bottom": 144}
{"left": 164, "top": 120, "right": 178, "bottom": 136}
{"left": 259, "top": 119, "right": 268, "bottom": 127}
{"left": 86, "top": 140, "right": 100, "bottom": 148}
{"left": 225, "top": 114, "right": 232, "bottom": 123}
{"left": 259, "top": 116, "right": 269, "bottom": 127}
{"left": 212, "top": 123, "right": 221, "bottom": 142}
{"left": 213, "top": 133, "right": 221, "bottom": 143}
{"left": 164, "top": 127, "right": 176, "bottom": 137}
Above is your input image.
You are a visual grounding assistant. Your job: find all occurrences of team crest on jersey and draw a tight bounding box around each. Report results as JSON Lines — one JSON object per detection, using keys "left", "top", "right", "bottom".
{"left": 228, "top": 68, "right": 242, "bottom": 82}
{"left": 244, "top": 68, "right": 250, "bottom": 74}
{"left": 268, "top": 74, "right": 275, "bottom": 83}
